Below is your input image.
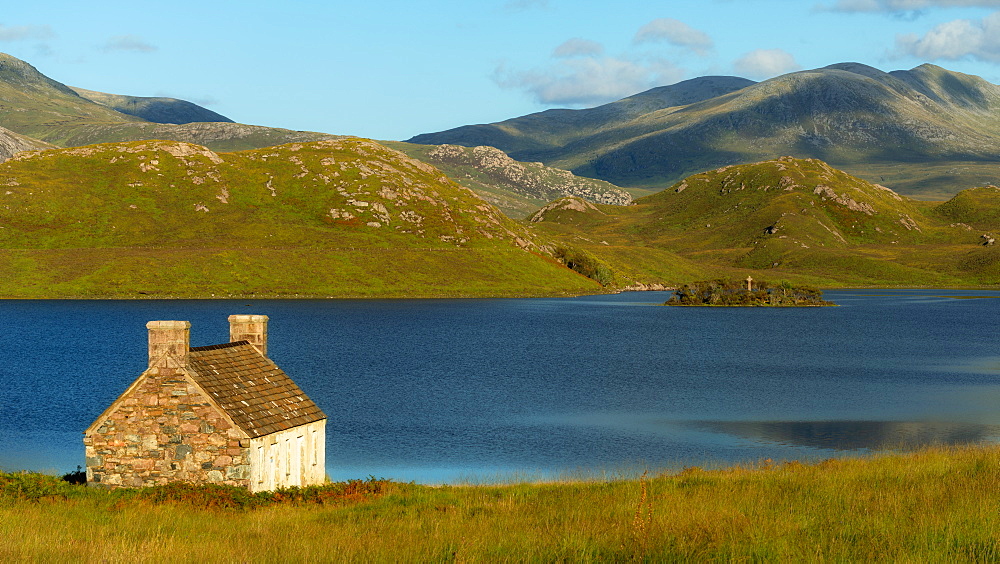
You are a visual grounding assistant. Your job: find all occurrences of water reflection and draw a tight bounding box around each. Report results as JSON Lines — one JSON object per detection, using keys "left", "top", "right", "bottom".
{"left": 694, "top": 420, "right": 1000, "bottom": 451}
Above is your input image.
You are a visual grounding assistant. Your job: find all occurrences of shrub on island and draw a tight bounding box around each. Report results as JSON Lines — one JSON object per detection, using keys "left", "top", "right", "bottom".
{"left": 665, "top": 279, "right": 834, "bottom": 306}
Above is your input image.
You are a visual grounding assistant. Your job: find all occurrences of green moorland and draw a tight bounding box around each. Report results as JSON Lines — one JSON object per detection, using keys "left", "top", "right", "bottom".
{"left": 0, "top": 138, "right": 600, "bottom": 298}
{"left": 3, "top": 142, "right": 998, "bottom": 295}
{"left": 528, "top": 156, "right": 1000, "bottom": 288}
{"left": 4, "top": 445, "right": 1000, "bottom": 561}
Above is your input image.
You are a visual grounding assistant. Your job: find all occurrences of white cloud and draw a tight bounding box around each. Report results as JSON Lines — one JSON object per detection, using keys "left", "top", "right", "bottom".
{"left": 553, "top": 38, "right": 604, "bottom": 58}
{"left": 494, "top": 18, "right": 713, "bottom": 107}
{"left": 101, "top": 35, "right": 157, "bottom": 53}
{"left": 503, "top": 0, "right": 549, "bottom": 12}
{"left": 494, "top": 56, "right": 684, "bottom": 106}
{"left": 633, "top": 18, "right": 713, "bottom": 55}
{"left": 733, "top": 49, "right": 801, "bottom": 79}
{"left": 894, "top": 12, "right": 1000, "bottom": 61}
{"left": 0, "top": 24, "right": 53, "bottom": 42}
{"left": 819, "top": 0, "right": 1000, "bottom": 12}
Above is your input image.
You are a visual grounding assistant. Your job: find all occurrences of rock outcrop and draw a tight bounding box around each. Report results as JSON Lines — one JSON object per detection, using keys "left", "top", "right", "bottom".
{"left": 0, "top": 125, "right": 51, "bottom": 162}
{"left": 427, "top": 144, "right": 632, "bottom": 207}
{"left": 528, "top": 196, "right": 604, "bottom": 223}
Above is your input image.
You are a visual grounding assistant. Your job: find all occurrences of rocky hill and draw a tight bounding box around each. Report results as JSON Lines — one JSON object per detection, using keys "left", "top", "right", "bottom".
{"left": 0, "top": 53, "right": 337, "bottom": 152}
{"left": 388, "top": 142, "right": 633, "bottom": 218}
{"left": 527, "top": 157, "right": 1000, "bottom": 287}
{"left": 409, "top": 63, "right": 1000, "bottom": 198}
{"left": 0, "top": 138, "right": 600, "bottom": 298}
{"left": 0, "top": 124, "right": 53, "bottom": 162}
{"left": 70, "top": 87, "right": 233, "bottom": 125}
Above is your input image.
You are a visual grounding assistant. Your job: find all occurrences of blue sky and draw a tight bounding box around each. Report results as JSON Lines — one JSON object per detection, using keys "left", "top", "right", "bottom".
{"left": 3, "top": 0, "right": 1000, "bottom": 141}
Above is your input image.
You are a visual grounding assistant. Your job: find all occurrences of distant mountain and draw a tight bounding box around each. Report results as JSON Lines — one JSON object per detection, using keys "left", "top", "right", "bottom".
{"left": 410, "top": 75, "right": 755, "bottom": 160}
{"left": 387, "top": 141, "right": 633, "bottom": 218}
{"left": 527, "top": 157, "right": 1000, "bottom": 287}
{"left": 70, "top": 87, "right": 233, "bottom": 125}
{"left": 0, "top": 53, "right": 140, "bottom": 130}
{"left": 0, "top": 52, "right": 337, "bottom": 152}
{"left": 0, "top": 138, "right": 599, "bottom": 298}
{"left": 409, "top": 64, "right": 1000, "bottom": 197}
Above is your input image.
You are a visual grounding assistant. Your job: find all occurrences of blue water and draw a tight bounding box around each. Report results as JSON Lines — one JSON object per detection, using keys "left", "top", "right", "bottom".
{"left": 2, "top": 289, "right": 999, "bottom": 484}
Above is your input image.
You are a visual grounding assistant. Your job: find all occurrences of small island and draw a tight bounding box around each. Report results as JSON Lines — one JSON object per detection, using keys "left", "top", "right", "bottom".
{"left": 665, "top": 278, "right": 836, "bottom": 307}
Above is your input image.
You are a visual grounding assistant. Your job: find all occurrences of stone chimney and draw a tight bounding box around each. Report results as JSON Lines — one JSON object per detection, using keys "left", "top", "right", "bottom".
{"left": 229, "top": 314, "right": 269, "bottom": 357}
{"left": 146, "top": 320, "right": 191, "bottom": 369}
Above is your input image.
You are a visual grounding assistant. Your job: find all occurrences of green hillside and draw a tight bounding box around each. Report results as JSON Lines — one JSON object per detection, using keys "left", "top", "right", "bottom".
{"left": 410, "top": 64, "right": 1000, "bottom": 199}
{"left": 932, "top": 185, "right": 1000, "bottom": 229}
{"left": 528, "top": 157, "right": 1000, "bottom": 287}
{"left": 0, "top": 138, "right": 600, "bottom": 298}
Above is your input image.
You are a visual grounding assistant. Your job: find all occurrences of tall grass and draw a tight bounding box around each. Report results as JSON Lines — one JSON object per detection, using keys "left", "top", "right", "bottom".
{"left": 2, "top": 445, "right": 1000, "bottom": 561}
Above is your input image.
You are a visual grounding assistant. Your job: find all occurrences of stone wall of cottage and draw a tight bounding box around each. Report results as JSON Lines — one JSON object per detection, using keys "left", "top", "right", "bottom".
{"left": 84, "top": 367, "right": 251, "bottom": 489}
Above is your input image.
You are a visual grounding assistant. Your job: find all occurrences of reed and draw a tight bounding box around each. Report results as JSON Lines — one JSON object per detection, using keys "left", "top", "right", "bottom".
{"left": 2, "top": 445, "right": 999, "bottom": 561}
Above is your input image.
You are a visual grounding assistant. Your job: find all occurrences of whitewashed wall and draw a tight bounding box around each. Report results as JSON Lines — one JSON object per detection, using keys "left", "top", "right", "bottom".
{"left": 248, "top": 419, "right": 326, "bottom": 492}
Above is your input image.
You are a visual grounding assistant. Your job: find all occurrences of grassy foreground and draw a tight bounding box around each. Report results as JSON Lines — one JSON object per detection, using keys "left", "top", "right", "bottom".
{"left": 3, "top": 445, "right": 1000, "bottom": 561}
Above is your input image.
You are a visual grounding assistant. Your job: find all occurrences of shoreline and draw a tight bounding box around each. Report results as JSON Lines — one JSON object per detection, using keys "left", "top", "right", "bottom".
{"left": 1, "top": 285, "right": 999, "bottom": 300}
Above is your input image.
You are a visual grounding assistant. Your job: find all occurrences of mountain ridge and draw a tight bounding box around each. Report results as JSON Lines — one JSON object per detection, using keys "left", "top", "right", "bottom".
{"left": 0, "top": 52, "right": 338, "bottom": 153}
{"left": 0, "top": 53, "right": 82, "bottom": 97}
{"left": 69, "top": 87, "right": 234, "bottom": 125}
{"left": 409, "top": 63, "right": 1000, "bottom": 198}
{"left": 410, "top": 75, "right": 756, "bottom": 157}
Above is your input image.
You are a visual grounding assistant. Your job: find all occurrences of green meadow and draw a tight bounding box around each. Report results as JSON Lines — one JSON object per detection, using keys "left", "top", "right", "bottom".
{"left": 3, "top": 445, "right": 999, "bottom": 561}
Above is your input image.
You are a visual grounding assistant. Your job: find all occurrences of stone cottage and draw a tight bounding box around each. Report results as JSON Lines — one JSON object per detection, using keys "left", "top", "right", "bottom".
{"left": 84, "top": 315, "right": 327, "bottom": 492}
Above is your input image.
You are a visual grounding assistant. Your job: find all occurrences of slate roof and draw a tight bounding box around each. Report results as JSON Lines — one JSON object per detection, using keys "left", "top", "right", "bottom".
{"left": 186, "top": 341, "right": 326, "bottom": 438}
